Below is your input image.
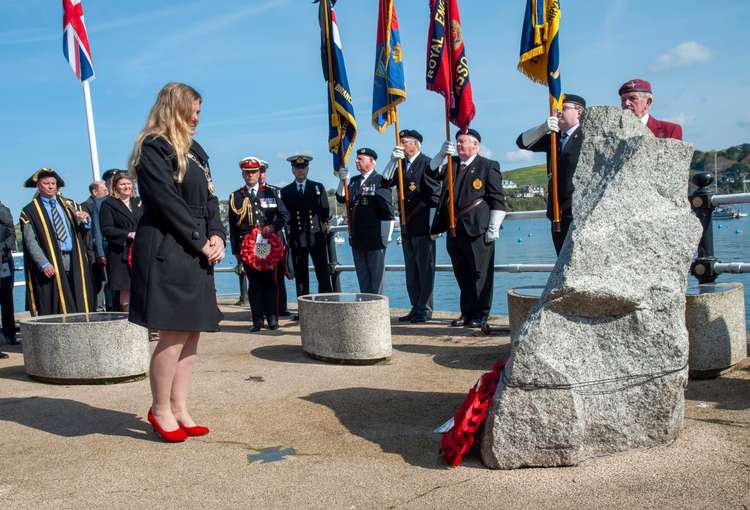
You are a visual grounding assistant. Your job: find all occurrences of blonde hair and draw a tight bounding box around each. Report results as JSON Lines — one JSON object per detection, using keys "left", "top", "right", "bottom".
{"left": 129, "top": 83, "right": 202, "bottom": 183}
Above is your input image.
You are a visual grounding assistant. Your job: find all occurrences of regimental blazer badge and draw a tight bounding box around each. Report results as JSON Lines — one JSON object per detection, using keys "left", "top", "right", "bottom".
{"left": 472, "top": 178, "right": 483, "bottom": 190}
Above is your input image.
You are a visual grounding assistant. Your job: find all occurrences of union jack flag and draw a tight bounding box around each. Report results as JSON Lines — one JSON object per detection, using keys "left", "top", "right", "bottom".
{"left": 62, "top": 0, "right": 95, "bottom": 82}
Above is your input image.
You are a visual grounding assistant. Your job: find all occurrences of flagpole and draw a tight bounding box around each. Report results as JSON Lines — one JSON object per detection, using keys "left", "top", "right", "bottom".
{"left": 81, "top": 80, "right": 101, "bottom": 181}
{"left": 392, "top": 113, "right": 407, "bottom": 235}
{"left": 549, "top": 105, "right": 561, "bottom": 232}
{"left": 444, "top": 0, "right": 457, "bottom": 238}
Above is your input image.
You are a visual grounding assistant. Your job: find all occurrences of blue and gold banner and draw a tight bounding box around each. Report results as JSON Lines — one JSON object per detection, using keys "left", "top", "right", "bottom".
{"left": 318, "top": 0, "right": 357, "bottom": 172}
{"left": 372, "top": 0, "right": 406, "bottom": 132}
{"left": 518, "top": 0, "right": 562, "bottom": 111}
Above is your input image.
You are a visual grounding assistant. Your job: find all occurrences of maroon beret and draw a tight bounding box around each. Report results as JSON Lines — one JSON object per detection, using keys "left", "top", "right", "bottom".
{"left": 618, "top": 79, "right": 652, "bottom": 96}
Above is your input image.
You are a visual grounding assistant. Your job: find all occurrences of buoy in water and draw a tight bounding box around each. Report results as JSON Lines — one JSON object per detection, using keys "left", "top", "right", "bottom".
{"left": 735, "top": 229, "right": 742, "bottom": 234}
{"left": 516, "top": 238, "right": 523, "bottom": 243}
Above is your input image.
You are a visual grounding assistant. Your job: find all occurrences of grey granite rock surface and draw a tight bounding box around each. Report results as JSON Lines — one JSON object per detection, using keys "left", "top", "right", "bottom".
{"left": 481, "top": 107, "right": 702, "bottom": 469}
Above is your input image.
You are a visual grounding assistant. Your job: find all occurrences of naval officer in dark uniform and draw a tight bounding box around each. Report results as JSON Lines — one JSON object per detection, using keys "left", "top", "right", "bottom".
{"left": 381, "top": 129, "right": 441, "bottom": 323}
{"left": 428, "top": 129, "right": 507, "bottom": 329}
{"left": 516, "top": 93, "right": 586, "bottom": 254}
{"left": 335, "top": 148, "right": 395, "bottom": 295}
{"left": 228, "top": 156, "right": 290, "bottom": 331}
{"left": 280, "top": 154, "right": 333, "bottom": 299}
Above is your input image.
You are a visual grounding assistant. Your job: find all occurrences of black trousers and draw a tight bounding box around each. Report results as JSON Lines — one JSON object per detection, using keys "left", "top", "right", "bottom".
{"left": 551, "top": 214, "right": 573, "bottom": 255}
{"left": 446, "top": 230, "right": 495, "bottom": 321}
{"left": 0, "top": 275, "right": 15, "bottom": 338}
{"left": 292, "top": 243, "right": 332, "bottom": 297}
{"left": 244, "top": 263, "right": 279, "bottom": 325}
{"left": 402, "top": 235, "right": 435, "bottom": 314}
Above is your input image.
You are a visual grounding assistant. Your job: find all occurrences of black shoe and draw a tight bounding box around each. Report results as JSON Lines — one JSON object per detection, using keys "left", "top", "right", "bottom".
{"left": 250, "top": 324, "right": 263, "bottom": 332}
{"left": 291, "top": 314, "right": 299, "bottom": 321}
{"left": 0, "top": 352, "right": 8, "bottom": 359}
{"left": 5, "top": 334, "right": 19, "bottom": 345}
{"left": 410, "top": 314, "right": 428, "bottom": 323}
{"left": 465, "top": 319, "right": 485, "bottom": 329}
{"left": 267, "top": 318, "right": 278, "bottom": 330}
{"left": 278, "top": 310, "right": 292, "bottom": 318}
{"left": 450, "top": 316, "right": 466, "bottom": 327}
{"left": 398, "top": 310, "right": 416, "bottom": 322}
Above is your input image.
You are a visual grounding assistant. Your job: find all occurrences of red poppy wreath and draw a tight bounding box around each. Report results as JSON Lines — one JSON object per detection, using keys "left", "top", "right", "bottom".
{"left": 240, "top": 226, "right": 285, "bottom": 271}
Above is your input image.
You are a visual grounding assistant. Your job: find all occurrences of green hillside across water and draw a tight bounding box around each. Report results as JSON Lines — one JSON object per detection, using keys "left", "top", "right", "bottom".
{"left": 504, "top": 164, "right": 547, "bottom": 187}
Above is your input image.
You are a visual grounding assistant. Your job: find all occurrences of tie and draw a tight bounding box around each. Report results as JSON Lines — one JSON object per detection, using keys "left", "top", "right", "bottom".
{"left": 404, "top": 159, "right": 411, "bottom": 175}
{"left": 49, "top": 201, "right": 68, "bottom": 242}
{"left": 560, "top": 132, "right": 569, "bottom": 150}
{"left": 298, "top": 183, "right": 304, "bottom": 194}
{"left": 250, "top": 188, "right": 257, "bottom": 200}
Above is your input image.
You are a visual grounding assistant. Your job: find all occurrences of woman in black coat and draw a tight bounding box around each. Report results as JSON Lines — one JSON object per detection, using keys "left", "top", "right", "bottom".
{"left": 128, "top": 83, "right": 226, "bottom": 442}
{"left": 99, "top": 173, "right": 143, "bottom": 311}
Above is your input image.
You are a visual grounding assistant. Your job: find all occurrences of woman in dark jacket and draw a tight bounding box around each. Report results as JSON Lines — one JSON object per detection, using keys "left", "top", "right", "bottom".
{"left": 99, "top": 173, "right": 143, "bottom": 311}
{"left": 128, "top": 83, "right": 226, "bottom": 442}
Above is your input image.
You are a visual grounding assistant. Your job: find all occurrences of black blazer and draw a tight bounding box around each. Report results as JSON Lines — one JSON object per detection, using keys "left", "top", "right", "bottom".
{"left": 129, "top": 137, "right": 226, "bottom": 332}
{"left": 228, "top": 185, "right": 290, "bottom": 256}
{"left": 516, "top": 125, "right": 583, "bottom": 221}
{"left": 280, "top": 179, "right": 330, "bottom": 249}
{"left": 381, "top": 152, "right": 441, "bottom": 238}
{"left": 336, "top": 171, "right": 394, "bottom": 251}
{"left": 427, "top": 155, "right": 506, "bottom": 237}
{"left": 99, "top": 196, "right": 143, "bottom": 261}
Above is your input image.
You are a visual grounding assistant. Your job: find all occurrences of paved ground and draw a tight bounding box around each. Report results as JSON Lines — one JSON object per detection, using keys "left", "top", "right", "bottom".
{"left": 0, "top": 305, "right": 749, "bottom": 509}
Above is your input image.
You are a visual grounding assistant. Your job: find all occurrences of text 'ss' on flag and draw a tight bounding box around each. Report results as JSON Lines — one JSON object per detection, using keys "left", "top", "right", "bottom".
{"left": 518, "top": 0, "right": 561, "bottom": 111}
{"left": 317, "top": 0, "right": 357, "bottom": 172}
{"left": 425, "top": 0, "right": 475, "bottom": 131}
{"left": 62, "top": 0, "right": 95, "bottom": 82}
{"left": 372, "top": 0, "right": 406, "bottom": 132}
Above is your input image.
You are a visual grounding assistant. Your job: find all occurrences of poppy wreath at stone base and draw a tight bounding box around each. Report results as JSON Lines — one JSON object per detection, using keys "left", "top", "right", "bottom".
{"left": 240, "top": 226, "right": 285, "bottom": 271}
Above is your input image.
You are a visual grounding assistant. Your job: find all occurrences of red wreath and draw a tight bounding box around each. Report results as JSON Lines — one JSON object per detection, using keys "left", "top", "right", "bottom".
{"left": 439, "top": 358, "right": 507, "bottom": 467}
{"left": 239, "top": 226, "right": 285, "bottom": 271}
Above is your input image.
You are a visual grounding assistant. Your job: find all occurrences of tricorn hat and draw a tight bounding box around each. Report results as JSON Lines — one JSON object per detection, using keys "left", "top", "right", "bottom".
{"left": 24, "top": 168, "right": 65, "bottom": 188}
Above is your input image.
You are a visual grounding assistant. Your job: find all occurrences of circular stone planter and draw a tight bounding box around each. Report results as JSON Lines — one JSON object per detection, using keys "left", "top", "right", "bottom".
{"left": 298, "top": 293, "right": 392, "bottom": 364}
{"left": 686, "top": 282, "right": 747, "bottom": 379}
{"left": 507, "top": 286, "right": 545, "bottom": 338}
{"left": 21, "top": 312, "right": 149, "bottom": 384}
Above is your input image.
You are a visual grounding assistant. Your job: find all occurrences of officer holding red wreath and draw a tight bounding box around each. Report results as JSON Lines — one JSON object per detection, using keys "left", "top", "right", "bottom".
{"left": 228, "top": 156, "right": 290, "bottom": 332}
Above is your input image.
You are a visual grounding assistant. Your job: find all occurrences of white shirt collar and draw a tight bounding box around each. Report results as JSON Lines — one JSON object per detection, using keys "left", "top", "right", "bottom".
{"left": 360, "top": 168, "right": 375, "bottom": 181}
{"left": 640, "top": 113, "right": 650, "bottom": 125}
{"left": 563, "top": 124, "right": 579, "bottom": 137}
{"left": 248, "top": 184, "right": 260, "bottom": 193}
{"left": 460, "top": 154, "right": 478, "bottom": 166}
{"left": 295, "top": 179, "right": 307, "bottom": 188}
{"left": 407, "top": 151, "right": 421, "bottom": 164}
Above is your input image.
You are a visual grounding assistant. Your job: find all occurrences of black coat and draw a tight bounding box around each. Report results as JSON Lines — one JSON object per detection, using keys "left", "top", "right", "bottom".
{"left": 336, "top": 171, "right": 394, "bottom": 251}
{"left": 228, "top": 185, "right": 290, "bottom": 257}
{"left": 381, "top": 152, "right": 441, "bottom": 238}
{"left": 427, "top": 155, "right": 507, "bottom": 237}
{"left": 100, "top": 196, "right": 143, "bottom": 291}
{"left": 516, "top": 126, "right": 583, "bottom": 221}
{"left": 129, "top": 137, "right": 225, "bottom": 332}
{"left": 280, "top": 180, "right": 330, "bottom": 249}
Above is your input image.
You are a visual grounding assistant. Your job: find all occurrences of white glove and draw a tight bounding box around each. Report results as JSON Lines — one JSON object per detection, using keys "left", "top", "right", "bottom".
{"left": 380, "top": 220, "right": 395, "bottom": 245}
{"left": 484, "top": 210, "right": 507, "bottom": 243}
{"left": 520, "top": 116, "right": 559, "bottom": 147}
{"left": 336, "top": 179, "right": 346, "bottom": 196}
{"left": 336, "top": 168, "right": 349, "bottom": 181}
{"left": 391, "top": 145, "right": 405, "bottom": 160}
{"left": 429, "top": 141, "right": 456, "bottom": 171}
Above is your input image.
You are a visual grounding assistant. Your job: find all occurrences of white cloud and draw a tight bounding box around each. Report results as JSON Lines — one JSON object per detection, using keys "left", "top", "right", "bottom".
{"left": 666, "top": 113, "right": 694, "bottom": 126}
{"left": 479, "top": 146, "right": 494, "bottom": 158}
{"left": 504, "top": 149, "right": 535, "bottom": 162}
{"left": 651, "top": 41, "right": 713, "bottom": 71}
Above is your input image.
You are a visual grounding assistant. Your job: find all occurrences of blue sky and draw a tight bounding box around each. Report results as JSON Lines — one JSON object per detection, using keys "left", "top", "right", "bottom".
{"left": 1, "top": 0, "right": 748, "bottom": 215}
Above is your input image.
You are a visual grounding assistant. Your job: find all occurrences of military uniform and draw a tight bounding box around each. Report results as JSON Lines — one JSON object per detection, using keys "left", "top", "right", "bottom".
{"left": 229, "top": 175, "right": 290, "bottom": 330}
{"left": 381, "top": 130, "right": 441, "bottom": 322}
{"left": 428, "top": 131, "right": 506, "bottom": 327}
{"left": 336, "top": 149, "right": 394, "bottom": 295}
{"left": 281, "top": 155, "right": 333, "bottom": 297}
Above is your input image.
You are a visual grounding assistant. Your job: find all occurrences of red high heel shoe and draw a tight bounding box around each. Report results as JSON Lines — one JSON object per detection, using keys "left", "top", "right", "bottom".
{"left": 147, "top": 409, "right": 187, "bottom": 442}
{"left": 178, "top": 421, "right": 210, "bottom": 437}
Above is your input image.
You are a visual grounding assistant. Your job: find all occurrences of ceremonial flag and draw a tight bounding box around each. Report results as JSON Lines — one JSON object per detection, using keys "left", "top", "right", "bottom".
{"left": 518, "top": 0, "right": 561, "bottom": 111}
{"left": 372, "top": 0, "right": 406, "bottom": 132}
{"left": 62, "top": 0, "right": 95, "bottom": 82}
{"left": 425, "top": 0, "right": 475, "bottom": 131}
{"left": 317, "top": 0, "right": 357, "bottom": 172}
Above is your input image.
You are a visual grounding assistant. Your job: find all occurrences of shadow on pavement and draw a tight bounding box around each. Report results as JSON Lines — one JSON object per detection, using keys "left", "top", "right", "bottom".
{"left": 303, "top": 387, "right": 476, "bottom": 470}
{"left": 251, "top": 344, "right": 323, "bottom": 365}
{"left": 686, "top": 368, "right": 750, "bottom": 412}
{"left": 0, "top": 397, "right": 156, "bottom": 440}
{"left": 395, "top": 343, "right": 511, "bottom": 371}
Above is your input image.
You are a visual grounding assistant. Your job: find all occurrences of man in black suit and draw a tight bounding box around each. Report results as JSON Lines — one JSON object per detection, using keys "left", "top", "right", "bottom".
{"left": 428, "top": 129, "right": 507, "bottom": 329}
{"left": 81, "top": 180, "right": 108, "bottom": 311}
{"left": 281, "top": 154, "right": 333, "bottom": 304}
{"left": 516, "top": 93, "right": 586, "bottom": 254}
{"left": 381, "top": 129, "right": 441, "bottom": 323}
{"left": 336, "top": 148, "right": 395, "bottom": 295}
{"left": 0, "top": 199, "right": 17, "bottom": 347}
{"left": 228, "top": 157, "right": 290, "bottom": 332}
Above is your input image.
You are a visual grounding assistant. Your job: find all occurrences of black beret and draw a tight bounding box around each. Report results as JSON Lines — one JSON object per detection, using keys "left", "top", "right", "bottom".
{"left": 399, "top": 129, "right": 423, "bottom": 143}
{"left": 24, "top": 168, "right": 65, "bottom": 188}
{"left": 456, "top": 128, "right": 481, "bottom": 142}
{"left": 356, "top": 147, "right": 378, "bottom": 160}
{"left": 101, "top": 168, "right": 126, "bottom": 182}
{"left": 563, "top": 93, "right": 586, "bottom": 108}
